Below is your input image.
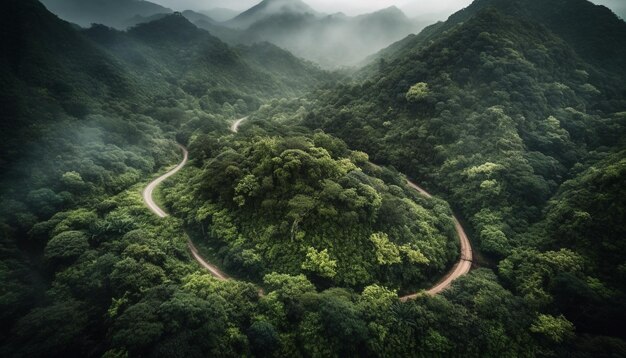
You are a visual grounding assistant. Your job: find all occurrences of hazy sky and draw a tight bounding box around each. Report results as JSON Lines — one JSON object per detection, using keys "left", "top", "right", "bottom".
{"left": 152, "top": 0, "right": 624, "bottom": 19}
{"left": 152, "top": 0, "right": 474, "bottom": 16}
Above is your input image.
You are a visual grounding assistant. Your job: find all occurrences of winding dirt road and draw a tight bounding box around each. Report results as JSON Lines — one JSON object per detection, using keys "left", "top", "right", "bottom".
{"left": 142, "top": 144, "right": 188, "bottom": 218}
{"left": 401, "top": 180, "right": 473, "bottom": 299}
{"left": 142, "top": 144, "right": 228, "bottom": 281}
{"left": 143, "top": 116, "right": 473, "bottom": 297}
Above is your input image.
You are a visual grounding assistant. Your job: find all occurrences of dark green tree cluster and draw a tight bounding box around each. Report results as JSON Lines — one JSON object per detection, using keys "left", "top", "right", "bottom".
{"left": 164, "top": 132, "right": 457, "bottom": 292}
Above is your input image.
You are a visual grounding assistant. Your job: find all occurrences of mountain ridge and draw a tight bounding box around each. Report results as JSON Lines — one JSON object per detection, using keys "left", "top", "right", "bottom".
{"left": 40, "top": 0, "right": 172, "bottom": 28}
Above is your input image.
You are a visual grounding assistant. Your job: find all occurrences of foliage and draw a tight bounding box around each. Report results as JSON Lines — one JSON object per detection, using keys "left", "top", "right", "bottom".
{"left": 1, "top": 0, "right": 625, "bottom": 356}
{"left": 165, "top": 133, "right": 456, "bottom": 291}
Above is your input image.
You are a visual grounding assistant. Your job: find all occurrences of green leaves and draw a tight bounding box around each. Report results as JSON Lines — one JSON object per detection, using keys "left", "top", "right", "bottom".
{"left": 405, "top": 82, "right": 430, "bottom": 102}
{"left": 370, "top": 232, "right": 402, "bottom": 265}
{"left": 530, "top": 314, "right": 574, "bottom": 343}
{"left": 301, "top": 247, "right": 338, "bottom": 279}
{"left": 44, "top": 231, "right": 90, "bottom": 266}
{"left": 180, "top": 134, "right": 455, "bottom": 289}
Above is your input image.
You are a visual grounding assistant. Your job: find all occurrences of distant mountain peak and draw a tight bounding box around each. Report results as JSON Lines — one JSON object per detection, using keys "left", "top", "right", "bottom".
{"left": 379, "top": 5, "right": 402, "bottom": 13}
{"left": 129, "top": 12, "right": 204, "bottom": 42}
{"left": 226, "top": 0, "right": 319, "bottom": 29}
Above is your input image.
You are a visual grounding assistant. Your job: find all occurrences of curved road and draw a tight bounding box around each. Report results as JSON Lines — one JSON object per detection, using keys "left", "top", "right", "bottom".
{"left": 142, "top": 116, "right": 473, "bottom": 298}
{"left": 401, "top": 178, "right": 473, "bottom": 299}
{"left": 142, "top": 144, "right": 228, "bottom": 281}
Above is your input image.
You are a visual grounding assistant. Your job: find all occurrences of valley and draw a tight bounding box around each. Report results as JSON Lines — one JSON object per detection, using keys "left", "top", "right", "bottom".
{"left": 1, "top": 0, "right": 625, "bottom": 356}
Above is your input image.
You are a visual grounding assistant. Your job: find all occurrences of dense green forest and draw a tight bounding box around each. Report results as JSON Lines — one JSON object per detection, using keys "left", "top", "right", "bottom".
{"left": 163, "top": 130, "right": 457, "bottom": 291}
{"left": 1, "top": 0, "right": 625, "bottom": 356}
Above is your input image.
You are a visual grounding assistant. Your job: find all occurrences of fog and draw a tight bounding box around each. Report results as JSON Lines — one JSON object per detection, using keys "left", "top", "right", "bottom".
{"left": 152, "top": 0, "right": 625, "bottom": 19}
{"left": 152, "top": 0, "right": 473, "bottom": 17}
{"left": 40, "top": 0, "right": 625, "bottom": 68}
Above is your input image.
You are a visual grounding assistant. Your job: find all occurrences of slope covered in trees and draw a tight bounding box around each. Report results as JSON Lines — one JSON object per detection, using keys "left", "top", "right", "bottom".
{"left": 164, "top": 131, "right": 458, "bottom": 291}
{"left": 305, "top": 6, "right": 625, "bottom": 257}
{"left": 278, "top": 0, "right": 626, "bottom": 349}
{"left": 40, "top": 0, "right": 173, "bottom": 29}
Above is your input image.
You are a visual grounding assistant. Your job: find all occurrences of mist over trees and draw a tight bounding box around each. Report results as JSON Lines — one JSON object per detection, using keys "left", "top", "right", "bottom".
{"left": 40, "top": 0, "right": 430, "bottom": 68}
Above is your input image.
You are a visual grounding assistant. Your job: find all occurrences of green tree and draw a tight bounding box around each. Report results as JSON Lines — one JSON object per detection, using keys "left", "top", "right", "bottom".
{"left": 405, "top": 82, "right": 429, "bottom": 102}
{"left": 44, "top": 231, "right": 90, "bottom": 266}
{"left": 301, "top": 247, "right": 337, "bottom": 279}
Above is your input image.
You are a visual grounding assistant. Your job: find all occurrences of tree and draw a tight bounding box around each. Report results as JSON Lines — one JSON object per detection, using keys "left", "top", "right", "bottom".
{"left": 110, "top": 258, "right": 166, "bottom": 297}
{"left": 12, "top": 300, "right": 89, "bottom": 357}
{"left": 44, "top": 231, "right": 89, "bottom": 266}
{"left": 263, "top": 273, "right": 316, "bottom": 301}
{"left": 113, "top": 302, "right": 164, "bottom": 354}
{"left": 247, "top": 320, "right": 280, "bottom": 357}
{"left": 530, "top": 314, "right": 574, "bottom": 343}
{"left": 405, "top": 82, "right": 429, "bottom": 102}
{"left": 301, "top": 247, "right": 337, "bottom": 279}
{"left": 61, "top": 171, "right": 89, "bottom": 193}
{"left": 318, "top": 289, "right": 368, "bottom": 355}
{"left": 370, "top": 232, "right": 401, "bottom": 265}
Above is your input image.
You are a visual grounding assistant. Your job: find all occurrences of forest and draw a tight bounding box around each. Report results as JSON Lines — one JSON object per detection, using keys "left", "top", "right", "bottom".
{"left": 1, "top": 0, "right": 625, "bottom": 357}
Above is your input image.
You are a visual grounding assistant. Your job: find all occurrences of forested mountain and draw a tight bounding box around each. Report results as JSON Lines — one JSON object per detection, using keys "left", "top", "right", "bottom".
{"left": 449, "top": 0, "right": 626, "bottom": 75}
{"left": 0, "top": 1, "right": 336, "bottom": 355}
{"left": 288, "top": 0, "right": 626, "bottom": 349}
{"left": 369, "top": 0, "right": 626, "bottom": 78}
{"left": 237, "top": 5, "right": 423, "bottom": 68}
{"left": 222, "top": 2, "right": 424, "bottom": 68}
{"left": 0, "top": 1, "right": 330, "bottom": 172}
{"left": 0, "top": 0, "right": 140, "bottom": 172}
{"left": 1, "top": 0, "right": 625, "bottom": 356}
{"left": 85, "top": 13, "right": 330, "bottom": 100}
{"left": 40, "top": 0, "right": 172, "bottom": 29}
{"left": 39, "top": 0, "right": 427, "bottom": 68}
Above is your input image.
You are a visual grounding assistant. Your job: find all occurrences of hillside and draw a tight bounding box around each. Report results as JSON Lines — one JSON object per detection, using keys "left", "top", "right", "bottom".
{"left": 291, "top": 1, "right": 626, "bottom": 349}
{"left": 40, "top": 0, "right": 172, "bottom": 28}
{"left": 165, "top": 132, "right": 458, "bottom": 291}
{"left": 84, "top": 14, "right": 332, "bottom": 105}
{"left": 369, "top": 0, "right": 626, "bottom": 77}
{"left": 0, "top": 0, "right": 140, "bottom": 172}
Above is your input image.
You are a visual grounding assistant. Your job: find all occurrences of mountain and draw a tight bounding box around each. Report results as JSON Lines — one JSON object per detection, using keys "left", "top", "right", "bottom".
{"left": 451, "top": 0, "right": 626, "bottom": 74}
{"left": 372, "top": 0, "right": 626, "bottom": 77}
{"left": 38, "top": 0, "right": 425, "bottom": 68}
{"left": 228, "top": 4, "right": 423, "bottom": 68}
{"left": 225, "top": 0, "right": 319, "bottom": 30}
{"left": 121, "top": 10, "right": 244, "bottom": 44}
{"left": 0, "top": 0, "right": 138, "bottom": 170}
{"left": 298, "top": 0, "right": 626, "bottom": 348}
{"left": 1, "top": 2, "right": 331, "bottom": 171}
{"left": 123, "top": 10, "right": 215, "bottom": 29}
{"left": 85, "top": 13, "right": 330, "bottom": 100}
{"left": 40, "top": 0, "right": 172, "bottom": 28}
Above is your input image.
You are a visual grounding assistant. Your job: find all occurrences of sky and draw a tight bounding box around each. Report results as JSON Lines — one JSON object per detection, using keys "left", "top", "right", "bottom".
{"left": 151, "top": 0, "right": 624, "bottom": 19}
